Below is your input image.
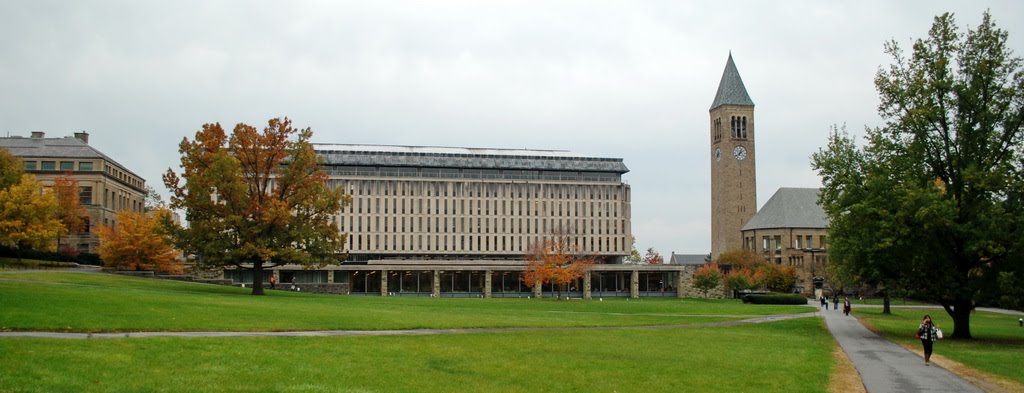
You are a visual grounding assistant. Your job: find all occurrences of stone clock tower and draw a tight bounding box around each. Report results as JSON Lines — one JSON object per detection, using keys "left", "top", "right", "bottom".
{"left": 710, "top": 53, "right": 757, "bottom": 259}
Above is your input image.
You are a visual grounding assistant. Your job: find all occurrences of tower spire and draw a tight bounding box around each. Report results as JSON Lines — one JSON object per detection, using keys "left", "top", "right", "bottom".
{"left": 709, "top": 53, "right": 754, "bottom": 111}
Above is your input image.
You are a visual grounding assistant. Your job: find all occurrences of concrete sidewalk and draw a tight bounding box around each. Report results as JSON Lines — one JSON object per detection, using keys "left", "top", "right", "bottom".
{"left": 820, "top": 307, "right": 983, "bottom": 393}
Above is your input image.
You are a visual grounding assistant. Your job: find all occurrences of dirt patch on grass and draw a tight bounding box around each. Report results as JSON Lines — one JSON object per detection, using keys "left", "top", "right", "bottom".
{"left": 828, "top": 344, "right": 865, "bottom": 393}
{"left": 858, "top": 316, "right": 1023, "bottom": 393}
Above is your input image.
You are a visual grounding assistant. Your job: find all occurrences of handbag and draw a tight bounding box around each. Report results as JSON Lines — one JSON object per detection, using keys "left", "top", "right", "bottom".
{"left": 936, "top": 329, "right": 943, "bottom": 339}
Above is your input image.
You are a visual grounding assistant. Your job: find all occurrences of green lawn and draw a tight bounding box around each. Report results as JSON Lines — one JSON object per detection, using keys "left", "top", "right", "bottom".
{"left": 0, "top": 272, "right": 833, "bottom": 392}
{"left": 854, "top": 308, "right": 1024, "bottom": 385}
{"left": 0, "top": 318, "right": 834, "bottom": 393}
{"left": 0, "top": 272, "right": 813, "bottom": 332}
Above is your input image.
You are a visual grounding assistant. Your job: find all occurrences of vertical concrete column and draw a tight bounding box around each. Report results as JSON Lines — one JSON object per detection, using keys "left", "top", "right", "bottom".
{"left": 533, "top": 280, "right": 542, "bottom": 298}
{"left": 630, "top": 270, "right": 639, "bottom": 299}
{"left": 583, "top": 271, "right": 592, "bottom": 300}
{"left": 484, "top": 270, "right": 492, "bottom": 298}
{"left": 327, "top": 270, "right": 335, "bottom": 284}
{"left": 677, "top": 268, "right": 686, "bottom": 299}
{"left": 432, "top": 270, "right": 441, "bottom": 298}
{"left": 380, "top": 269, "right": 388, "bottom": 297}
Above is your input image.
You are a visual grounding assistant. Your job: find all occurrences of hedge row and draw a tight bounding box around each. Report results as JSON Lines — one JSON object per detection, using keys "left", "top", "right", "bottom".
{"left": 742, "top": 293, "right": 808, "bottom": 305}
{"left": 0, "top": 246, "right": 103, "bottom": 266}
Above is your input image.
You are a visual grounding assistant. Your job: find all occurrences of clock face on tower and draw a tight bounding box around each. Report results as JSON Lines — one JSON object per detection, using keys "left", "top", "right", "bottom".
{"left": 715, "top": 147, "right": 722, "bottom": 162}
{"left": 733, "top": 146, "right": 747, "bottom": 161}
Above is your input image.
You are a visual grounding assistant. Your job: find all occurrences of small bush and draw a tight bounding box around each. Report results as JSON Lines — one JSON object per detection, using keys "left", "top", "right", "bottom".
{"left": 742, "top": 293, "right": 808, "bottom": 305}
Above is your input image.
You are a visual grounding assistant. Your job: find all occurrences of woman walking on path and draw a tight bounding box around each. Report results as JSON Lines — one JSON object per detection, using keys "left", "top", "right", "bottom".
{"left": 916, "top": 315, "right": 940, "bottom": 365}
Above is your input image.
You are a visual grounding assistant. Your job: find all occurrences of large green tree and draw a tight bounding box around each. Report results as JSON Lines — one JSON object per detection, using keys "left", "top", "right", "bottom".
{"left": 163, "top": 117, "right": 350, "bottom": 295}
{"left": 0, "top": 149, "right": 24, "bottom": 190}
{"left": 813, "top": 12, "right": 1024, "bottom": 338}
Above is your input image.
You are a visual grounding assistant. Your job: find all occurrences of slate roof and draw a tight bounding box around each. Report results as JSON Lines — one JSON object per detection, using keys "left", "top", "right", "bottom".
{"left": 315, "top": 144, "right": 629, "bottom": 173}
{"left": 709, "top": 53, "right": 755, "bottom": 111}
{"left": 0, "top": 135, "right": 142, "bottom": 179}
{"left": 669, "top": 253, "right": 709, "bottom": 265}
{"left": 742, "top": 188, "right": 829, "bottom": 231}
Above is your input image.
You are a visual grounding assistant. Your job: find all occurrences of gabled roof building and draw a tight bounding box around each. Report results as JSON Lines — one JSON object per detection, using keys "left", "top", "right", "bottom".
{"left": 0, "top": 132, "right": 147, "bottom": 254}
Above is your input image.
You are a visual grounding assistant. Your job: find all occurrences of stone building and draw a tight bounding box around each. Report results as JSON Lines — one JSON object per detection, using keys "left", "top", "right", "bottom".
{"left": 707, "top": 54, "right": 830, "bottom": 294}
{"left": 740, "top": 187, "right": 829, "bottom": 294}
{"left": 709, "top": 53, "right": 758, "bottom": 260}
{"left": 0, "top": 131, "right": 147, "bottom": 253}
{"left": 232, "top": 144, "right": 704, "bottom": 298}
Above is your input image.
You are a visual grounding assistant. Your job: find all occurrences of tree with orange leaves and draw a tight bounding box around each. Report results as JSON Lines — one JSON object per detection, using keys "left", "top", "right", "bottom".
{"left": 522, "top": 232, "right": 594, "bottom": 299}
{"left": 163, "top": 117, "right": 350, "bottom": 295}
{"left": 97, "top": 209, "right": 182, "bottom": 273}
{"left": 643, "top": 247, "right": 663, "bottom": 265}
{"left": 692, "top": 263, "right": 722, "bottom": 298}
{"left": 52, "top": 173, "right": 87, "bottom": 255}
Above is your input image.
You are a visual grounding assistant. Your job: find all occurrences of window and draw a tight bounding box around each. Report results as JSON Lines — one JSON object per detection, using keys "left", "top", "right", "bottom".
{"left": 774, "top": 235, "right": 782, "bottom": 252}
{"left": 79, "top": 186, "right": 93, "bottom": 205}
{"left": 60, "top": 161, "right": 74, "bottom": 171}
{"left": 24, "top": 161, "right": 37, "bottom": 170}
{"left": 79, "top": 162, "right": 93, "bottom": 171}
{"left": 41, "top": 161, "right": 55, "bottom": 170}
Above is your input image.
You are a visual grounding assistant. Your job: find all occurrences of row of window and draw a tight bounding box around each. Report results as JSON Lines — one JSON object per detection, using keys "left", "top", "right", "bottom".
{"left": 338, "top": 216, "right": 625, "bottom": 237}
{"left": 346, "top": 233, "right": 628, "bottom": 254}
{"left": 743, "top": 234, "right": 827, "bottom": 253}
{"left": 334, "top": 180, "right": 625, "bottom": 201}
{"left": 324, "top": 167, "right": 623, "bottom": 183}
{"left": 343, "top": 197, "right": 623, "bottom": 218}
{"left": 24, "top": 160, "right": 93, "bottom": 171}
{"left": 712, "top": 116, "right": 750, "bottom": 142}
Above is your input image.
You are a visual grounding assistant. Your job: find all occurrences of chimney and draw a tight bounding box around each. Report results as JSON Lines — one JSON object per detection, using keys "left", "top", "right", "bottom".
{"left": 74, "top": 131, "right": 89, "bottom": 144}
{"left": 31, "top": 131, "right": 45, "bottom": 139}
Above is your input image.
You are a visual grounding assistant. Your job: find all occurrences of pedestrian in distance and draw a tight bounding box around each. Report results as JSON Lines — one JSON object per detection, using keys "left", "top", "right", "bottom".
{"left": 833, "top": 295, "right": 839, "bottom": 311}
{"left": 269, "top": 275, "right": 276, "bottom": 290}
{"left": 916, "top": 314, "right": 941, "bottom": 365}
{"left": 820, "top": 295, "right": 827, "bottom": 309}
{"left": 843, "top": 296, "right": 851, "bottom": 316}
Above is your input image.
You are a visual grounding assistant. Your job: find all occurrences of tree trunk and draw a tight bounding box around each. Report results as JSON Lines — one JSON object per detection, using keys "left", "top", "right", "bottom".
{"left": 943, "top": 299, "right": 973, "bottom": 339}
{"left": 251, "top": 261, "right": 265, "bottom": 296}
{"left": 882, "top": 291, "right": 891, "bottom": 315}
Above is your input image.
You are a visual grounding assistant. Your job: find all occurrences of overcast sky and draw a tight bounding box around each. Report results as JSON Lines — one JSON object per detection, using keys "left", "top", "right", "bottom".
{"left": 2, "top": 1, "right": 1022, "bottom": 256}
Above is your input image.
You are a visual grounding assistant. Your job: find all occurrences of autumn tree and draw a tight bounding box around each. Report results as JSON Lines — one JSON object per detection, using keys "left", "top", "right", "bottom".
{"left": 97, "top": 209, "right": 183, "bottom": 273}
{"left": 760, "top": 264, "right": 797, "bottom": 293}
{"left": 0, "top": 149, "right": 23, "bottom": 190}
{"left": 0, "top": 175, "right": 62, "bottom": 260}
{"left": 692, "top": 263, "right": 722, "bottom": 298}
{"left": 523, "top": 232, "right": 594, "bottom": 299}
{"left": 53, "top": 173, "right": 87, "bottom": 257}
{"left": 813, "top": 12, "right": 1024, "bottom": 338}
{"left": 724, "top": 267, "right": 760, "bottom": 295}
{"left": 713, "top": 248, "right": 765, "bottom": 269}
{"left": 163, "top": 117, "right": 349, "bottom": 295}
{"left": 643, "top": 247, "right": 663, "bottom": 265}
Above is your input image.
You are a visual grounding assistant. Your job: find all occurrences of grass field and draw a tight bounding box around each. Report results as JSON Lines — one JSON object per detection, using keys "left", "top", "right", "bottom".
{"left": 0, "top": 271, "right": 835, "bottom": 392}
{"left": 0, "top": 272, "right": 813, "bottom": 332}
{"left": 0, "top": 318, "right": 833, "bottom": 392}
{"left": 854, "top": 308, "right": 1024, "bottom": 385}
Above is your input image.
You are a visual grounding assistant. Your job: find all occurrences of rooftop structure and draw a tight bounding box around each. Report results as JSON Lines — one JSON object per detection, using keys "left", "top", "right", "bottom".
{"left": 742, "top": 188, "right": 829, "bottom": 231}
{"left": 709, "top": 53, "right": 755, "bottom": 111}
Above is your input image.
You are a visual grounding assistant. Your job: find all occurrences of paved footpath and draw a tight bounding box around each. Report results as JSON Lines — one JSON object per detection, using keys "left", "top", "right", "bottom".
{"left": 820, "top": 306, "right": 983, "bottom": 393}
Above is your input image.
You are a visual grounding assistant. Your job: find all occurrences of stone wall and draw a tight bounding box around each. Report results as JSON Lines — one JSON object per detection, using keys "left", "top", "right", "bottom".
{"left": 268, "top": 282, "right": 350, "bottom": 295}
{"left": 676, "top": 265, "right": 729, "bottom": 299}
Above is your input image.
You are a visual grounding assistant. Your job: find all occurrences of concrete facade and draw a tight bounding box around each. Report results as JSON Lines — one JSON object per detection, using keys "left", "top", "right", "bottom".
{"left": 223, "top": 144, "right": 705, "bottom": 298}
